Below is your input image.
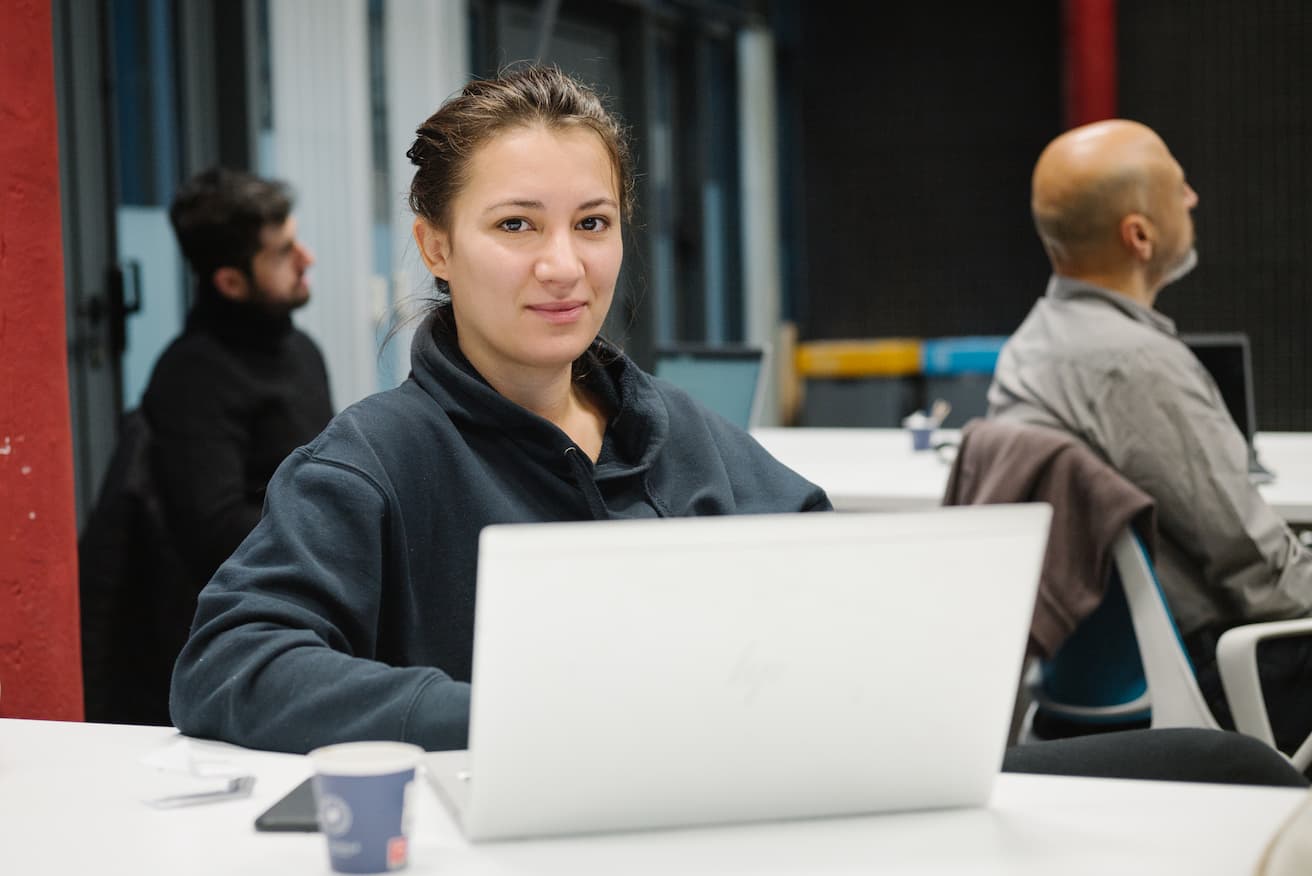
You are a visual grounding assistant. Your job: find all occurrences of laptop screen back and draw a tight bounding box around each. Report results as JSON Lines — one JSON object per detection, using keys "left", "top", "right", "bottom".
{"left": 449, "top": 505, "right": 1051, "bottom": 841}
{"left": 1182, "top": 333, "right": 1256, "bottom": 440}
{"left": 653, "top": 346, "right": 764, "bottom": 429}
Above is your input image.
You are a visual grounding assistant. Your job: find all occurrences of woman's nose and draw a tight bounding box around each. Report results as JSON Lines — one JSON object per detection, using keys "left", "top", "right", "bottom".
{"left": 534, "top": 231, "right": 583, "bottom": 285}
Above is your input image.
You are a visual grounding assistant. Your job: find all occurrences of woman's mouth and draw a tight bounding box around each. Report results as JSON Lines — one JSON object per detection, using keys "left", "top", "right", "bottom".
{"left": 528, "top": 302, "right": 587, "bottom": 325}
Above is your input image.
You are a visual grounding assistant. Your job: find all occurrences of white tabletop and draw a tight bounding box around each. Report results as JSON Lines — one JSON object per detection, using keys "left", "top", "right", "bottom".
{"left": 1253, "top": 432, "right": 1312, "bottom": 524}
{"left": 0, "top": 718, "right": 1305, "bottom": 874}
{"left": 752, "top": 427, "right": 955, "bottom": 513}
{"left": 752, "top": 427, "right": 1312, "bottom": 524}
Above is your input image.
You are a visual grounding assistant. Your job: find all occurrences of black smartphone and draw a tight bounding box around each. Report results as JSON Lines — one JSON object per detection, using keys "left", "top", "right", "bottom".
{"left": 253, "top": 776, "right": 319, "bottom": 832}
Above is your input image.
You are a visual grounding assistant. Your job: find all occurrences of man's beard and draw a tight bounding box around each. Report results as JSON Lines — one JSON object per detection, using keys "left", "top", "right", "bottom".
{"left": 249, "top": 279, "right": 310, "bottom": 317}
{"left": 1159, "top": 246, "right": 1198, "bottom": 289}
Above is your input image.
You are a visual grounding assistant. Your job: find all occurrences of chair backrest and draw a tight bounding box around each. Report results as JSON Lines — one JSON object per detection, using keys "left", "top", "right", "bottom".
{"left": 943, "top": 418, "right": 1219, "bottom": 734}
{"left": 78, "top": 409, "right": 194, "bottom": 725}
{"left": 1038, "top": 550, "right": 1149, "bottom": 720}
{"left": 1110, "top": 531, "right": 1219, "bottom": 729}
{"left": 1036, "top": 530, "right": 1219, "bottom": 730}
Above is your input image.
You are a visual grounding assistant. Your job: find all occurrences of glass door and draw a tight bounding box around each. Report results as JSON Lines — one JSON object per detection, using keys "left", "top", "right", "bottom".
{"left": 56, "top": 0, "right": 257, "bottom": 524}
{"left": 109, "top": 0, "right": 188, "bottom": 411}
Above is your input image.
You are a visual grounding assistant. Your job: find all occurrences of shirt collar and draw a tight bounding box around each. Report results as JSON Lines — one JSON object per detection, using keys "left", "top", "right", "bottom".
{"left": 1045, "top": 274, "right": 1178, "bottom": 336}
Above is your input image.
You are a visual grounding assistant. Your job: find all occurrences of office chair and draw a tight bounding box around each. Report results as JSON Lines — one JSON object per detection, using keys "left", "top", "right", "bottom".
{"left": 946, "top": 418, "right": 1312, "bottom": 772}
{"left": 1027, "top": 528, "right": 1312, "bottom": 772}
{"left": 1024, "top": 530, "right": 1207, "bottom": 732}
{"left": 79, "top": 409, "right": 195, "bottom": 725}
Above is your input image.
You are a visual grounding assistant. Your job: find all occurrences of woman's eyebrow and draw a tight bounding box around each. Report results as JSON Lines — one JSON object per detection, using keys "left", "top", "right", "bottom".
{"left": 481, "top": 197, "right": 618, "bottom": 215}
{"left": 482, "top": 199, "right": 545, "bottom": 214}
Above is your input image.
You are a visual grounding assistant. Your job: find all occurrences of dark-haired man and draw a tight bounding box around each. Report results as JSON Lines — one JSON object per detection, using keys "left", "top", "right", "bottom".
{"left": 145, "top": 167, "right": 333, "bottom": 581}
{"left": 988, "top": 120, "right": 1312, "bottom": 755}
{"left": 80, "top": 168, "right": 332, "bottom": 724}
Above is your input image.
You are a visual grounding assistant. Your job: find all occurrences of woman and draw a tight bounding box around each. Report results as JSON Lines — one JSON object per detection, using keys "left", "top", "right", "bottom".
{"left": 169, "top": 66, "right": 830, "bottom": 754}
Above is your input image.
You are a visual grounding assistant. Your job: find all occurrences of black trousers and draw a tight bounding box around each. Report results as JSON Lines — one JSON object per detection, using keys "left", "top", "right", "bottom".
{"left": 1188, "top": 629, "right": 1312, "bottom": 759}
{"left": 1003, "top": 727, "right": 1308, "bottom": 788}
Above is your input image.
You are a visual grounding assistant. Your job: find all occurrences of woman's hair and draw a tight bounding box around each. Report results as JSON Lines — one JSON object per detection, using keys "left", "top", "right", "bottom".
{"left": 407, "top": 65, "right": 634, "bottom": 295}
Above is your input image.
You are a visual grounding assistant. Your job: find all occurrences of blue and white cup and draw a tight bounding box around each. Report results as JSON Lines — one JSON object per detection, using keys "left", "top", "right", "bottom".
{"left": 902, "top": 411, "right": 935, "bottom": 451}
{"left": 309, "top": 742, "right": 425, "bottom": 874}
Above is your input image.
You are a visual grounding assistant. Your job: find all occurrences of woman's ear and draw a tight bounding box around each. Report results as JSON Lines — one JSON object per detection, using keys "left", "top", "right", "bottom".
{"left": 413, "top": 218, "right": 450, "bottom": 279}
{"left": 211, "top": 266, "right": 251, "bottom": 302}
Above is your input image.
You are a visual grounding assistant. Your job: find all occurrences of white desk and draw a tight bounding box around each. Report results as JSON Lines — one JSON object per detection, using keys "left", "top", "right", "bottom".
{"left": 753, "top": 427, "right": 1312, "bottom": 525}
{"left": 1, "top": 718, "right": 1304, "bottom": 874}
{"left": 751, "top": 428, "right": 955, "bottom": 513}
{"left": 1254, "top": 433, "right": 1312, "bottom": 525}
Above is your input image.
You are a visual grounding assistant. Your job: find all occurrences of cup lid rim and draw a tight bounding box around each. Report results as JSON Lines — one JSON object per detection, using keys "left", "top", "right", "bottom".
{"left": 308, "top": 741, "right": 425, "bottom": 775}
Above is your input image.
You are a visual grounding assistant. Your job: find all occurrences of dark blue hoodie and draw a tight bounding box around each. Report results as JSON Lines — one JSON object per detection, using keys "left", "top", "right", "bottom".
{"left": 170, "top": 311, "right": 831, "bottom": 753}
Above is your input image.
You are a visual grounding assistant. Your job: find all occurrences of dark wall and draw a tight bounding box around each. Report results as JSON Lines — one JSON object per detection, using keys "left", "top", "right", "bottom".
{"left": 792, "top": 3, "right": 1061, "bottom": 340}
{"left": 1119, "top": 2, "right": 1311, "bottom": 431}
{"left": 791, "top": 1, "right": 1310, "bottom": 429}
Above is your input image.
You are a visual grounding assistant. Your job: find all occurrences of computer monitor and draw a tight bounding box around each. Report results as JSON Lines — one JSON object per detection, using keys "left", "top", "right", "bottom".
{"left": 652, "top": 345, "right": 766, "bottom": 430}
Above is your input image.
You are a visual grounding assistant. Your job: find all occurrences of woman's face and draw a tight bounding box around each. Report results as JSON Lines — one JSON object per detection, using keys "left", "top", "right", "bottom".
{"left": 416, "top": 124, "right": 623, "bottom": 385}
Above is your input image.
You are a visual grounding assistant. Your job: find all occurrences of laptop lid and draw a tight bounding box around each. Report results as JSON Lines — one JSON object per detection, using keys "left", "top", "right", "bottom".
{"left": 1181, "top": 332, "right": 1273, "bottom": 480}
{"left": 433, "top": 505, "right": 1050, "bottom": 841}
{"left": 652, "top": 345, "right": 766, "bottom": 430}
{"left": 1181, "top": 332, "right": 1258, "bottom": 442}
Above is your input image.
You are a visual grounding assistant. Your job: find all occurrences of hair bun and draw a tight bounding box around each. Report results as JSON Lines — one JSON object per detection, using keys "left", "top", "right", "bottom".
{"left": 406, "top": 135, "right": 435, "bottom": 168}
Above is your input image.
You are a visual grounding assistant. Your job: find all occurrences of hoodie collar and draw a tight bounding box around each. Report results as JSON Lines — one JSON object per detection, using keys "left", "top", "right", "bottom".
{"left": 408, "top": 308, "right": 669, "bottom": 478}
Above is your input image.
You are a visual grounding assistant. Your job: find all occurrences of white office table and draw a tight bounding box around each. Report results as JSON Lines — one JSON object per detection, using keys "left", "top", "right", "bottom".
{"left": 751, "top": 428, "right": 955, "bottom": 513}
{"left": 753, "top": 427, "right": 1312, "bottom": 525}
{"left": 1, "top": 718, "right": 1304, "bottom": 874}
{"left": 1253, "top": 432, "right": 1312, "bottom": 525}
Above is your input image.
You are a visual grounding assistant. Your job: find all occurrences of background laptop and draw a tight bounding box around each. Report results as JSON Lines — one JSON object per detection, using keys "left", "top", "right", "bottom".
{"left": 1181, "top": 332, "right": 1276, "bottom": 484}
{"left": 427, "top": 505, "right": 1051, "bottom": 841}
{"left": 652, "top": 345, "right": 767, "bottom": 430}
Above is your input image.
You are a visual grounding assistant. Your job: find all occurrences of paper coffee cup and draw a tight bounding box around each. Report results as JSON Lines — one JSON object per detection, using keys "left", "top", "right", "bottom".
{"left": 309, "top": 742, "right": 424, "bottom": 874}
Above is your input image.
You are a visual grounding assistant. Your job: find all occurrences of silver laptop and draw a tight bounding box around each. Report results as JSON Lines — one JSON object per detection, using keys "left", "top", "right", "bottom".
{"left": 427, "top": 505, "right": 1051, "bottom": 841}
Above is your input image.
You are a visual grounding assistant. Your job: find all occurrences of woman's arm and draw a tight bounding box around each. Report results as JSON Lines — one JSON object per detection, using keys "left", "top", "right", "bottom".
{"left": 169, "top": 450, "right": 469, "bottom": 753}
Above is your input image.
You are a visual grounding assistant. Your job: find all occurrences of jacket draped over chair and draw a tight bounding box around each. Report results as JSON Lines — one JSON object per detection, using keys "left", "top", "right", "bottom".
{"left": 943, "top": 418, "right": 1157, "bottom": 659}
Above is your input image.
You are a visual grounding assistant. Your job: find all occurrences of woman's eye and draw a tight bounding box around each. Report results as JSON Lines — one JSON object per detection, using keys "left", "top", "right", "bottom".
{"left": 498, "top": 218, "right": 528, "bottom": 232}
{"left": 577, "top": 216, "right": 610, "bottom": 232}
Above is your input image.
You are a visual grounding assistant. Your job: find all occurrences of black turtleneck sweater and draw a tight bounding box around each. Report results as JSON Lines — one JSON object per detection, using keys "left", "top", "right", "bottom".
{"left": 141, "top": 289, "right": 333, "bottom": 585}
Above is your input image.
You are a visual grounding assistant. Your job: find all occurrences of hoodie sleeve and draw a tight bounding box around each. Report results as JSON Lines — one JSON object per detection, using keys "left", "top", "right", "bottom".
{"left": 655, "top": 385, "right": 833, "bottom": 515}
{"left": 169, "top": 450, "right": 469, "bottom": 754}
{"left": 737, "top": 428, "right": 833, "bottom": 513}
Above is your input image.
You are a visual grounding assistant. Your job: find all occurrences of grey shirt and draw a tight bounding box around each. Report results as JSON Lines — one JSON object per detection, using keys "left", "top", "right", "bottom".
{"left": 988, "top": 274, "right": 1312, "bottom": 638}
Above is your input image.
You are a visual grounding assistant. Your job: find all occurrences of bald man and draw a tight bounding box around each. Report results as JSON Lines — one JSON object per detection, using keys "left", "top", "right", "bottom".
{"left": 988, "top": 120, "right": 1312, "bottom": 755}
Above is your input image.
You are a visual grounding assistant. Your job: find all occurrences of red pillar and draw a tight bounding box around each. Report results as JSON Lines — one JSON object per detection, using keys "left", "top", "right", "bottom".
{"left": 1064, "top": 0, "right": 1118, "bottom": 128}
{"left": 0, "top": 0, "right": 84, "bottom": 720}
